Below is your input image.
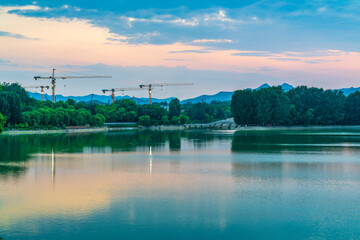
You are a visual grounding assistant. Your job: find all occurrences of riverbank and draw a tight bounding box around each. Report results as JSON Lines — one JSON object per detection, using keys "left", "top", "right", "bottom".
{"left": 235, "top": 125, "right": 360, "bottom": 131}
{"left": 142, "top": 125, "right": 185, "bottom": 130}
{"left": 2, "top": 127, "right": 109, "bottom": 135}
{"left": 3, "top": 125, "right": 360, "bottom": 135}
{"left": 1, "top": 125, "right": 184, "bottom": 135}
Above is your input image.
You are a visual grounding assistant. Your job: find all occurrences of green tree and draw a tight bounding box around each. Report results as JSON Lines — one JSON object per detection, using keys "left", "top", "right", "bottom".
{"left": 0, "top": 91, "right": 23, "bottom": 126}
{"left": 138, "top": 115, "right": 151, "bottom": 127}
{"left": 66, "top": 98, "right": 76, "bottom": 106}
{"left": 0, "top": 113, "right": 6, "bottom": 132}
{"left": 344, "top": 91, "right": 360, "bottom": 124}
{"left": 137, "top": 104, "right": 167, "bottom": 125}
{"left": 161, "top": 115, "right": 170, "bottom": 125}
{"left": 169, "top": 98, "right": 181, "bottom": 118}
{"left": 118, "top": 99, "right": 138, "bottom": 112}
{"left": 171, "top": 116, "right": 179, "bottom": 125}
{"left": 91, "top": 114, "right": 106, "bottom": 127}
{"left": 231, "top": 89, "right": 256, "bottom": 125}
{"left": 1, "top": 83, "right": 31, "bottom": 106}
{"left": 179, "top": 115, "right": 190, "bottom": 125}
{"left": 304, "top": 109, "right": 314, "bottom": 125}
{"left": 286, "top": 87, "right": 345, "bottom": 125}
{"left": 232, "top": 87, "right": 290, "bottom": 126}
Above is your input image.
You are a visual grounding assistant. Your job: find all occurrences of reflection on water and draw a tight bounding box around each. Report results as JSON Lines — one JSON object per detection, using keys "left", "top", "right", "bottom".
{"left": 1, "top": 128, "right": 360, "bottom": 239}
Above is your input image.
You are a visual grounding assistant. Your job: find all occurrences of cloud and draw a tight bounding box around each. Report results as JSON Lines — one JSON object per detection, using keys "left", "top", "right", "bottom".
{"left": 0, "top": 58, "right": 19, "bottom": 67}
{"left": 169, "top": 50, "right": 210, "bottom": 54}
{"left": 231, "top": 51, "right": 273, "bottom": 57}
{"left": 284, "top": 50, "right": 346, "bottom": 58}
{"left": 258, "top": 66, "right": 279, "bottom": 72}
{"left": 269, "top": 57, "right": 301, "bottom": 62}
{"left": 164, "top": 59, "right": 191, "bottom": 61}
{"left": 193, "top": 39, "right": 232, "bottom": 43}
{"left": 0, "top": 58, "right": 10, "bottom": 64}
{"left": 0, "top": 63, "right": 278, "bottom": 99}
{"left": 2, "top": 2, "right": 360, "bottom": 95}
{"left": 305, "top": 60, "right": 327, "bottom": 64}
{"left": 120, "top": 15, "right": 200, "bottom": 27}
{"left": 3, "top": 1, "right": 360, "bottom": 53}
{"left": 5, "top": 5, "right": 261, "bottom": 47}
{"left": 0, "top": 30, "right": 38, "bottom": 40}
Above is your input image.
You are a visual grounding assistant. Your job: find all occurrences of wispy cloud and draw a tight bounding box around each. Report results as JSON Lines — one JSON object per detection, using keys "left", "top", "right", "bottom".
{"left": 231, "top": 51, "right": 273, "bottom": 57}
{"left": 0, "top": 31, "right": 38, "bottom": 40}
{"left": 285, "top": 50, "right": 346, "bottom": 58}
{"left": 169, "top": 50, "right": 210, "bottom": 54}
{"left": 0, "top": 58, "right": 10, "bottom": 64}
{"left": 193, "top": 39, "right": 232, "bottom": 43}
{"left": 1, "top": 1, "right": 360, "bottom": 96}
{"left": 119, "top": 10, "right": 241, "bottom": 28}
{"left": 269, "top": 57, "right": 301, "bottom": 62}
{"left": 164, "top": 59, "right": 191, "bottom": 61}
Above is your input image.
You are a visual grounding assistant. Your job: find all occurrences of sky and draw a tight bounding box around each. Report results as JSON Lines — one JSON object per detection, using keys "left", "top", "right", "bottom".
{"left": 0, "top": 0, "right": 360, "bottom": 99}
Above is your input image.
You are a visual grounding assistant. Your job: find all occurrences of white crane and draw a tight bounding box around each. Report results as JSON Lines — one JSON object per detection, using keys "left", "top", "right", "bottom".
{"left": 24, "top": 85, "right": 50, "bottom": 101}
{"left": 34, "top": 69, "right": 112, "bottom": 103}
{"left": 102, "top": 87, "right": 147, "bottom": 103}
{"left": 139, "top": 83, "right": 194, "bottom": 104}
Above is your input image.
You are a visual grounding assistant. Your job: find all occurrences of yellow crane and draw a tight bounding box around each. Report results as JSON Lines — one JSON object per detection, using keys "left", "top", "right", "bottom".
{"left": 34, "top": 69, "right": 112, "bottom": 103}
{"left": 139, "top": 83, "right": 193, "bottom": 104}
{"left": 102, "top": 87, "right": 147, "bottom": 103}
{"left": 24, "top": 85, "right": 50, "bottom": 101}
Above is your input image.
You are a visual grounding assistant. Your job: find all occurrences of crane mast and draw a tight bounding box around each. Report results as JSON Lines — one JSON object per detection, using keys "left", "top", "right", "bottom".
{"left": 24, "top": 85, "right": 50, "bottom": 101}
{"left": 102, "top": 87, "right": 146, "bottom": 103}
{"left": 34, "top": 69, "right": 112, "bottom": 103}
{"left": 139, "top": 83, "right": 193, "bottom": 104}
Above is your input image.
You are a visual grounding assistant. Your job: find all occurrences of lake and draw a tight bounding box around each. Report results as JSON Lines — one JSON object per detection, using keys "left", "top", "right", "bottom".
{"left": 1, "top": 128, "right": 360, "bottom": 239}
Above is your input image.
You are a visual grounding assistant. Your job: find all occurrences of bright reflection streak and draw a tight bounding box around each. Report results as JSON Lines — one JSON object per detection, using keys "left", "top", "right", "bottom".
{"left": 149, "top": 146, "right": 153, "bottom": 183}
{"left": 52, "top": 149, "right": 55, "bottom": 185}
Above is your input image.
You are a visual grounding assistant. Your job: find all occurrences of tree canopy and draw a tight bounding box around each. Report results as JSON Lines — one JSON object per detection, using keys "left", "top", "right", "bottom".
{"left": 0, "top": 82, "right": 233, "bottom": 131}
{"left": 0, "top": 113, "right": 5, "bottom": 132}
{"left": 231, "top": 86, "right": 355, "bottom": 126}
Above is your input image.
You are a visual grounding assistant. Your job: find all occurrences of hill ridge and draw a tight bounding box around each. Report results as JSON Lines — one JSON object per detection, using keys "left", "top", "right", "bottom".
{"left": 28, "top": 83, "right": 360, "bottom": 104}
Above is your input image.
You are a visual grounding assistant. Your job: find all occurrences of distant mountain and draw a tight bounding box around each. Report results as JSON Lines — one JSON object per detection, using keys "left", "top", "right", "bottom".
{"left": 28, "top": 92, "right": 113, "bottom": 103}
{"left": 280, "top": 83, "right": 295, "bottom": 91}
{"left": 27, "top": 83, "right": 360, "bottom": 105}
{"left": 256, "top": 83, "right": 271, "bottom": 90}
{"left": 28, "top": 92, "right": 174, "bottom": 104}
{"left": 182, "top": 83, "right": 294, "bottom": 104}
{"left": 181, "top": 91, "right": 234, "bottom": 104}
{"left": 338, "top": 87, "right": 360, "bottom": 96}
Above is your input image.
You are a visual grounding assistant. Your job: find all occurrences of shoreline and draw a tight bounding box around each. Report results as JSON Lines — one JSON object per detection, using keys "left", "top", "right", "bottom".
{"left": 2, "top": 125, "right": 360, "bottom": 135}
{"left": 235, "top": 125, "right": 360, "bottom": 130}
{"left": 1, "top": 127, "right": 109, "bottom": 135}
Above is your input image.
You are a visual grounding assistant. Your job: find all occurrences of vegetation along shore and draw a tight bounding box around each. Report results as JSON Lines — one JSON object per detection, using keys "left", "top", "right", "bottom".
{"left": 1, "top": 82, "right": 360, "bottom": 133}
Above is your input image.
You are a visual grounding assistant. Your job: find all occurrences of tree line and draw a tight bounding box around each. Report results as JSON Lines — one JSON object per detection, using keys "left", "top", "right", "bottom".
{"left": 231, "top": 86, "right": 360, "bottom": 126}
{"left": 0, "top": 83, "right": 231, "bottom": 131}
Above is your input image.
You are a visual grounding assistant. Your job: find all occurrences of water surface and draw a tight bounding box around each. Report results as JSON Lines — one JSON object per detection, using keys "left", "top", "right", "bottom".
{"left": 1, "top": 128, "right": 360, "bottom": 239}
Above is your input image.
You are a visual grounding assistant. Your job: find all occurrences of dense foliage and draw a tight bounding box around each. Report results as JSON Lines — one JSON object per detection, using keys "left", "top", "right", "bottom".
{"left": 3, "top": 82, "right": 360, "bottom": 130}
{"left": 0, "top": 113, "right": 5, "bottom": 132}
{"left": 0, "top": 83, "right": 231, "bottom": 130}
{"left": 182, "top": 101, "right": 232, "bottom": 123}
{"left": 231, "top": 86, "right": 360, "bottom": 126}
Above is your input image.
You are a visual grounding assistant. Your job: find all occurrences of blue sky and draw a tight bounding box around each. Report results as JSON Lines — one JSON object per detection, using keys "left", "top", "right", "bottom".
{"left": 0, "top": 0, "right": 359, "bottom": 98}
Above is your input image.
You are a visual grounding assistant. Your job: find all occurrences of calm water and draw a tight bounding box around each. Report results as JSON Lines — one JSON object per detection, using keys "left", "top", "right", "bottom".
{"left": 2, "top": 128, "right": 360, "bottom": 239}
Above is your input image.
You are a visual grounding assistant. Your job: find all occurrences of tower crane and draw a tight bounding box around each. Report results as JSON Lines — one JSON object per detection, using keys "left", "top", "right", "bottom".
{"left": 24, "top": 85, "right": 50, "bottom": 101}
{"left": 34, "top": 69, "right": 112, "bottom": 103}
{"left": 102, "top": 87, "right": 147, "bottom": 103}
{"left": 139, "top": 83, "right": 193, "bottom": 104}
